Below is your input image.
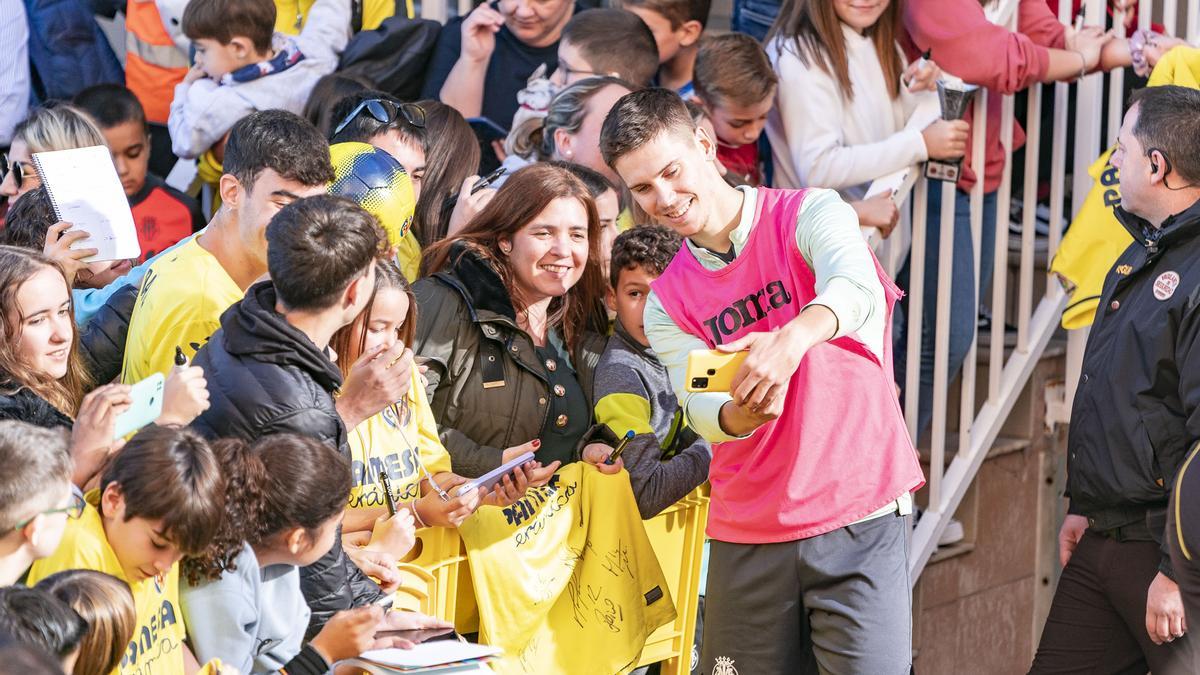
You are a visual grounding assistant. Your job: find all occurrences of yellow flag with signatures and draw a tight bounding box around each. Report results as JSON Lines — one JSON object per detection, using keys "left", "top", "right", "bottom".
{"left": 458, "top": 462, "right": 676, "bottom": 675}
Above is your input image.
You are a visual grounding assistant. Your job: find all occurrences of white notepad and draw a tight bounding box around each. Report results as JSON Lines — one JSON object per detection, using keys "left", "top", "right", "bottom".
{"left": 360, "top": 642, "right": 502, "bottom": 669}
{"left": 32, "top": 145, "right": 141, "bottom": 262}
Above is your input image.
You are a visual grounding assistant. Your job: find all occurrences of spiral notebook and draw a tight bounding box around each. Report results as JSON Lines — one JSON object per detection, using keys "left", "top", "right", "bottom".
{"left": 31, "top": 145, "right": 141, "bottom": 262}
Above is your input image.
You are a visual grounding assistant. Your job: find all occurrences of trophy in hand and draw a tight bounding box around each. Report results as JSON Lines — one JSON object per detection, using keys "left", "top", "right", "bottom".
{"left": 924, "top": 79, "right": 979, "bottom": 183}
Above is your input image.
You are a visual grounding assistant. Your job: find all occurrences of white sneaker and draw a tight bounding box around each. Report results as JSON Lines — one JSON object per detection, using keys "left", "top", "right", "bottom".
{"left": 938, "top": 518, "right": 965, "bottom": 546}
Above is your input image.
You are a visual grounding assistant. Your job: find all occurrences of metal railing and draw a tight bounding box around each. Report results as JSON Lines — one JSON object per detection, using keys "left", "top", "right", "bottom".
{"left": 905, "top": 0, "right": 1199, "bottom": 580}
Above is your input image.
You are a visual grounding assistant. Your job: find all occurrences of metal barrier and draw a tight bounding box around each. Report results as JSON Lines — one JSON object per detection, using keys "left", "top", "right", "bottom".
{"left": 905, "top": 0, "right": 1200, "bottom": 579}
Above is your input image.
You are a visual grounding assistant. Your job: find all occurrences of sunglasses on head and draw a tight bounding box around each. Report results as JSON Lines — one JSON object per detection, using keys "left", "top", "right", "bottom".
{"left": 332, "top": 99, "right": 426, "bottom": 138}
{"left": 1, "top": 153, "right": 34, "bottom": 190}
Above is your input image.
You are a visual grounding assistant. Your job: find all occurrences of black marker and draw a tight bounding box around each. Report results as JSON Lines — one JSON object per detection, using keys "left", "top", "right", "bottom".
{"left": 470, "top": 167, "right": 507, "bottom": 195}
{"left": 174, "top": 346, "right": 187, "bottom": 371}
{"left": 604, "top": 430, "right": 637, "bottom": 465}
{"left": 379, "top": 471, "right": 398, "bottom": 517}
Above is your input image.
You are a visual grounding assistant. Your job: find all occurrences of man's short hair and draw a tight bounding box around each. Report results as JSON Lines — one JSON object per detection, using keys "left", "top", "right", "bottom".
{"left": 328, "top": 91, "right": 427, "bottom": 147}
{"left": 266, "top": 195, "right": 384, "bottom": 311}
{"left": 600, "top": 88, "right": 695, "bottom": 168}
{"left": 694, "top": 33, "right": 778, "bottom": 108}
{"left": 1129, "top": 85, "right": 1200, "bottom": 186}
{"left": 0, "top": 587, "right": 87, "bottom": 660}
{"left": 609, "top": 225, "right": 681, "bottom": 288}
{"left": 73, "top": 84, "right": 147, "bottom": 131}
{"left": 182, "top": 0, "right": 275, "bottom": 53}
{"left": 619, "top": 0, "right": 710, "bottom": 29}
{"left": 223, "top": 110, "right": 335, "bottom": 193}
{"left": 0, "top": 188, "right": 57, "bottom": 251}
{"left": 563, "top": 9, "right": 659, "bottom": 87}
{"left": 99, "top": 426, "right": 224, "bottom": 556}
{"left": 0, "top": 421, "right": 70, "bottom": 530}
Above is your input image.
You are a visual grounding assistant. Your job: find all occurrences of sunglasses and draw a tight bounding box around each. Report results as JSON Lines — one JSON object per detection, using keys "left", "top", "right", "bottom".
{"left": 13, "top": 484, "right": 86, "bottom": 530}
{"left": 332, "top": 100, "right": 426, "bottom": 138}
{"left": 1, "top": 153, "right": 35, "bottom": 190}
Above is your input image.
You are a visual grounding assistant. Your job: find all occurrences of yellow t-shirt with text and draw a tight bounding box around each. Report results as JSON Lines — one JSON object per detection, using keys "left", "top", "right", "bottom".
{"left": 122, "top": 237, "right": 244, "bottom": 384}
{"left": 348, "top": 369, "right": 452, "bottom": 510}
{"left": 27, "top": 502, "right": 186, "bottom": 675}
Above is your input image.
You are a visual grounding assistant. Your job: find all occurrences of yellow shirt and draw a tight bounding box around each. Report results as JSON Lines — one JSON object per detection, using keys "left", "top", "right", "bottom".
{"left": 395, "top": 232, "right": 421, "bottom": 283}
{"left": 348, "top": 369, "right": 452, "bottom": 510}
{"left": 27, "top": 502, "right": 186, "bottom": 675}
{"left": 122, "top": 237, "right": 244, "bottom": 384}
{"left": 273, "top": 0, "right": 405, "bottom": 34}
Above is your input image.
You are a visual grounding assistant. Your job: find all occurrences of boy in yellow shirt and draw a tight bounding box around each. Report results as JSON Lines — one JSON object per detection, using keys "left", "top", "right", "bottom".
{"left": 27, "top": 426, "right": 225, "bottom": 675}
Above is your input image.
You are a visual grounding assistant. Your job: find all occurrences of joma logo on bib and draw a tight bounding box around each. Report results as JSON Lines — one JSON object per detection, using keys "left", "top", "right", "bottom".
{"left": 702, "top": 281, "right": 794, "bottom": 345}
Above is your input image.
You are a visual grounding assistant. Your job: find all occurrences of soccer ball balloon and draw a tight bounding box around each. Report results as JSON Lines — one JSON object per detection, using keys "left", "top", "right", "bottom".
{"left": 328, "top": 142, "right": 415, "bottom": 249}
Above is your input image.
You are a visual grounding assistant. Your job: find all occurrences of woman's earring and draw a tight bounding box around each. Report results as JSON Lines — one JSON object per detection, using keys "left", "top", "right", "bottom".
{"left": 499, "top": 242, "right": 511, "bottom": 254}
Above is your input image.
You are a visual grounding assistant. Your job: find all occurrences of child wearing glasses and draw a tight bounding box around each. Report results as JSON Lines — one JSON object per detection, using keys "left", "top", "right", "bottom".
{"left": 0, "top": 420, "right": 81, "bottom": 586}
{"left": 168, "top": 0, "right": 351, "bottom": 160}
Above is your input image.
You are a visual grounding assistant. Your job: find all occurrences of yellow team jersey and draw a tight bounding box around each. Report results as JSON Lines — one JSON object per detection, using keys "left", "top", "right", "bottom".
{"left": 27, "top": 501, "right": 186, "bottom": 675}
{"left": 121, "top": 237, "right": 244, "bottom": 384}
{"left": 274, "top": 0, "right": 406, "bottom": 34}
{"left": 348, "top": 369, "right": 452, "bottom": 510}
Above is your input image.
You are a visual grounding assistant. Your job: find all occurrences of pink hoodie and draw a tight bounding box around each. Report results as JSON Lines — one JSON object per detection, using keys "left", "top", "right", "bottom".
{"left": 904, "top": 0, "right": 1066, "bottom": 193}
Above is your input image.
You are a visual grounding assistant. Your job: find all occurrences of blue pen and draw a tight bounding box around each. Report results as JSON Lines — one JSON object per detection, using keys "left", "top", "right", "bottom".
{"left": 604, "top": 430, "right": 637, "bottom": 465}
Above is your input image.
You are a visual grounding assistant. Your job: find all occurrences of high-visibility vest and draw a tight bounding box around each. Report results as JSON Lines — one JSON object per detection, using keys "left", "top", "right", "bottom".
{"left": 125, "top": 0, "right": 189, "bottom": 125}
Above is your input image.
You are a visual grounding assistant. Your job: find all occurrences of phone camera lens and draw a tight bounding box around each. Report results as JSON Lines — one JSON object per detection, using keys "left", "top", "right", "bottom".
{"left": 691, "top": 377, "right": 708, "bottom": 389}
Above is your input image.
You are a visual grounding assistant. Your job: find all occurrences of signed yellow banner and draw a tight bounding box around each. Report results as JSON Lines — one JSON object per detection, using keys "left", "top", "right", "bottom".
{"left": 459, "top": 463, "right": 676, "bottom": 675}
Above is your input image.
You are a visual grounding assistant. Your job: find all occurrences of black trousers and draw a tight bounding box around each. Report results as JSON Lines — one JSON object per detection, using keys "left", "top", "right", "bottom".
{"left": 1030, "top": 531, "right": 1195, "bottom": 674}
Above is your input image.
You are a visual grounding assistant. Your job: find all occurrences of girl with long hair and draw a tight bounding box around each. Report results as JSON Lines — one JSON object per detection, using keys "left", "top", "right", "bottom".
{"left": 0, "top": 246, "right": 210, "bottom": 486}
{"left": 329, "top": 260, "right": 520, "bottom": 548}
{"left": 37, "top": 570, "right": 136, "bottom": 675}
{"left": 181, "top": 434, "right": 450, "bottom": 675}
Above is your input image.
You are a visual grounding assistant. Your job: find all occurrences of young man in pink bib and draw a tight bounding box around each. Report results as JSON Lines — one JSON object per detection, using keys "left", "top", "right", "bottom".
{"left": 600, "top": 88, "right": 925, "bottom": 674}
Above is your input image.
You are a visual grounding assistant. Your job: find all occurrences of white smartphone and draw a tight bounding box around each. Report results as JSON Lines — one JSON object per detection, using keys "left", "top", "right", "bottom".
{"left": 456, "top": 451, "right": 536, "bottom": 497}
{"left": 112, "top": 373, "right": 165, "bottom": 439}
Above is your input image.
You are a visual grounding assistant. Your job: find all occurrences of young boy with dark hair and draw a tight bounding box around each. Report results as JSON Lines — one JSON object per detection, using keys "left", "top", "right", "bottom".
{"left": 74, "top": 84, "right": 204, "bottom": 262}
{"left": 586, "top": 226, "right": 711, "bottom": 519}
{"left": 26, "top": 425, "right": 225, "bottom": 675}
{"left": 0, "top": 586, "right": 87, "bottom": 671}
{"left": 0, "top": 421, "right": 76, "bottom": 587}
{"left": 191, "top": 194, "right": 398, "bottom": 635}
{"left": 328, "top": 91, "right": 428, "bottom": 198}
{"left": 170, "top": 0, "right": 350, "bottom": 159}
{"left": 693, "top": 33, "right": 778, "bottom": 186}
{"left": 600, "top": 87, "right": 923, "bottom": 674}
{"left": 618, "top": 0, "right": 710, "bottom": 97}
{"left": 552, "top": 8, "right": 660, "bottom": 88}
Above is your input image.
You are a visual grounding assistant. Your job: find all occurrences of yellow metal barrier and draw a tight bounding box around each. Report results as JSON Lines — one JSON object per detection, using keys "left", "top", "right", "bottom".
{"left": 635, "top": 485, "right": 710, "bottom": 675}
{"left": 393, "top": 525, "right": 467, "bottom": 621}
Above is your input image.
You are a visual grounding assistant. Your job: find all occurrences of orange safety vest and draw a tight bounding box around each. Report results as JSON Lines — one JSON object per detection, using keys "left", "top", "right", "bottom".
{"left": 125, "top": 0, "right": 189, "bottom": 125}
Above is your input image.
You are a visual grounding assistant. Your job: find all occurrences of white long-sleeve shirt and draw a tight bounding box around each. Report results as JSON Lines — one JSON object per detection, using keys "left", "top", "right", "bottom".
{"left": 766, "top": 24, "right": 934, "bottom": 199}
{"left": 168, "top": 0, "right": 351, "bottom": 159}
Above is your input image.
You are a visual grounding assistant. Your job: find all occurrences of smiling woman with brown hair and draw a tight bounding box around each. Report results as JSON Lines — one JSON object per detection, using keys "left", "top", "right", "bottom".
{"left": 416, "top": 163, "right": 617, "bottom": 480}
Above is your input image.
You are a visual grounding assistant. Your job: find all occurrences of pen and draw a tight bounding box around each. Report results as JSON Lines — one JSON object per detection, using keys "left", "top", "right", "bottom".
{"left": 379, "top": 471, "right": 398, "bottom": 517}
{"left": 470, "top": 167, "right": 507, "bottom": 195}
{"left": 904, "top": 49, "right": 932, "bottom": 89}
{"left": 604, "top": 430, "right": 637, "bottom": 465}
{"left": 173, "top": 346, "right": 188, "bottom": 372}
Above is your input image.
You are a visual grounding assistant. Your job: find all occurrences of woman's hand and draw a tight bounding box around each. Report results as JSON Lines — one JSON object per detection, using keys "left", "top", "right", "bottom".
{"left": 365, "top": 508, "right": 417, "bottom": 559}
{"left": 336, "top": 342, "right": 413, "bottom": 430}
{"left": 70, "top": 383, "right": 132, "bottom": 486}
{"left": 903, "top": 58, "right": 941, "bottom": 92}
{"left": 1144, "top": 35, "right": 1190, "bottom": 70}
{"left": 43, "top": 222, "right": 98, "bottom": 287}
{"left": 851, "top": 193, "right": 900, "bottom": 238}
{"left": 447, "top": 175, "right": 497, "bottom": 237}
{"left": 416, "top": 474, "right": 481, "bottom": 527}
{"left": 1071, "top": 26, "right": 1116, "bottom": 71}
{"left": 158, "top": 365, "right": 210, "bottom": 426}
{"left": 921, "top": 119, "right": 969, "bottom": 161}
{"left": 344, "top": 546, "right": 401, "bottom": 594}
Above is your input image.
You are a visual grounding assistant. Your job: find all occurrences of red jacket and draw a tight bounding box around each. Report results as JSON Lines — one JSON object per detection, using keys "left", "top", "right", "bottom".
{"left": 904, "top": 0, "right": 1065, "bottom": 192}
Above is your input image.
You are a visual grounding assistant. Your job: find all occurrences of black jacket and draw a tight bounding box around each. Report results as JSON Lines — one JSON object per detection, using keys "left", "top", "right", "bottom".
{"left": 413, "top": 243, "right": 613, "bottom": 478}
{"left": 0, "top": 384, "right": 72, "bottom": 429}
{"left": 190, "top": 281, "right": 383, "bottom": 635}
{"left": 78, "top": 284, "right": 138, "bottom": 385}
{"left": 1067, "top": 198, "right": 1200, "bottom": 577}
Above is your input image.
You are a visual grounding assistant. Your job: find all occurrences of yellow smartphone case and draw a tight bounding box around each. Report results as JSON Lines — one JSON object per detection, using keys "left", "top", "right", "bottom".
{"left": 685, "top": 349, "right": 748, "bottom": 392}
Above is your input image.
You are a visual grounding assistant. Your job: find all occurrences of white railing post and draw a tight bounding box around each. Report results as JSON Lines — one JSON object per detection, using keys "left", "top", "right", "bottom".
{"left": 905, "top": 179, "right": 929, "bottom": 442}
